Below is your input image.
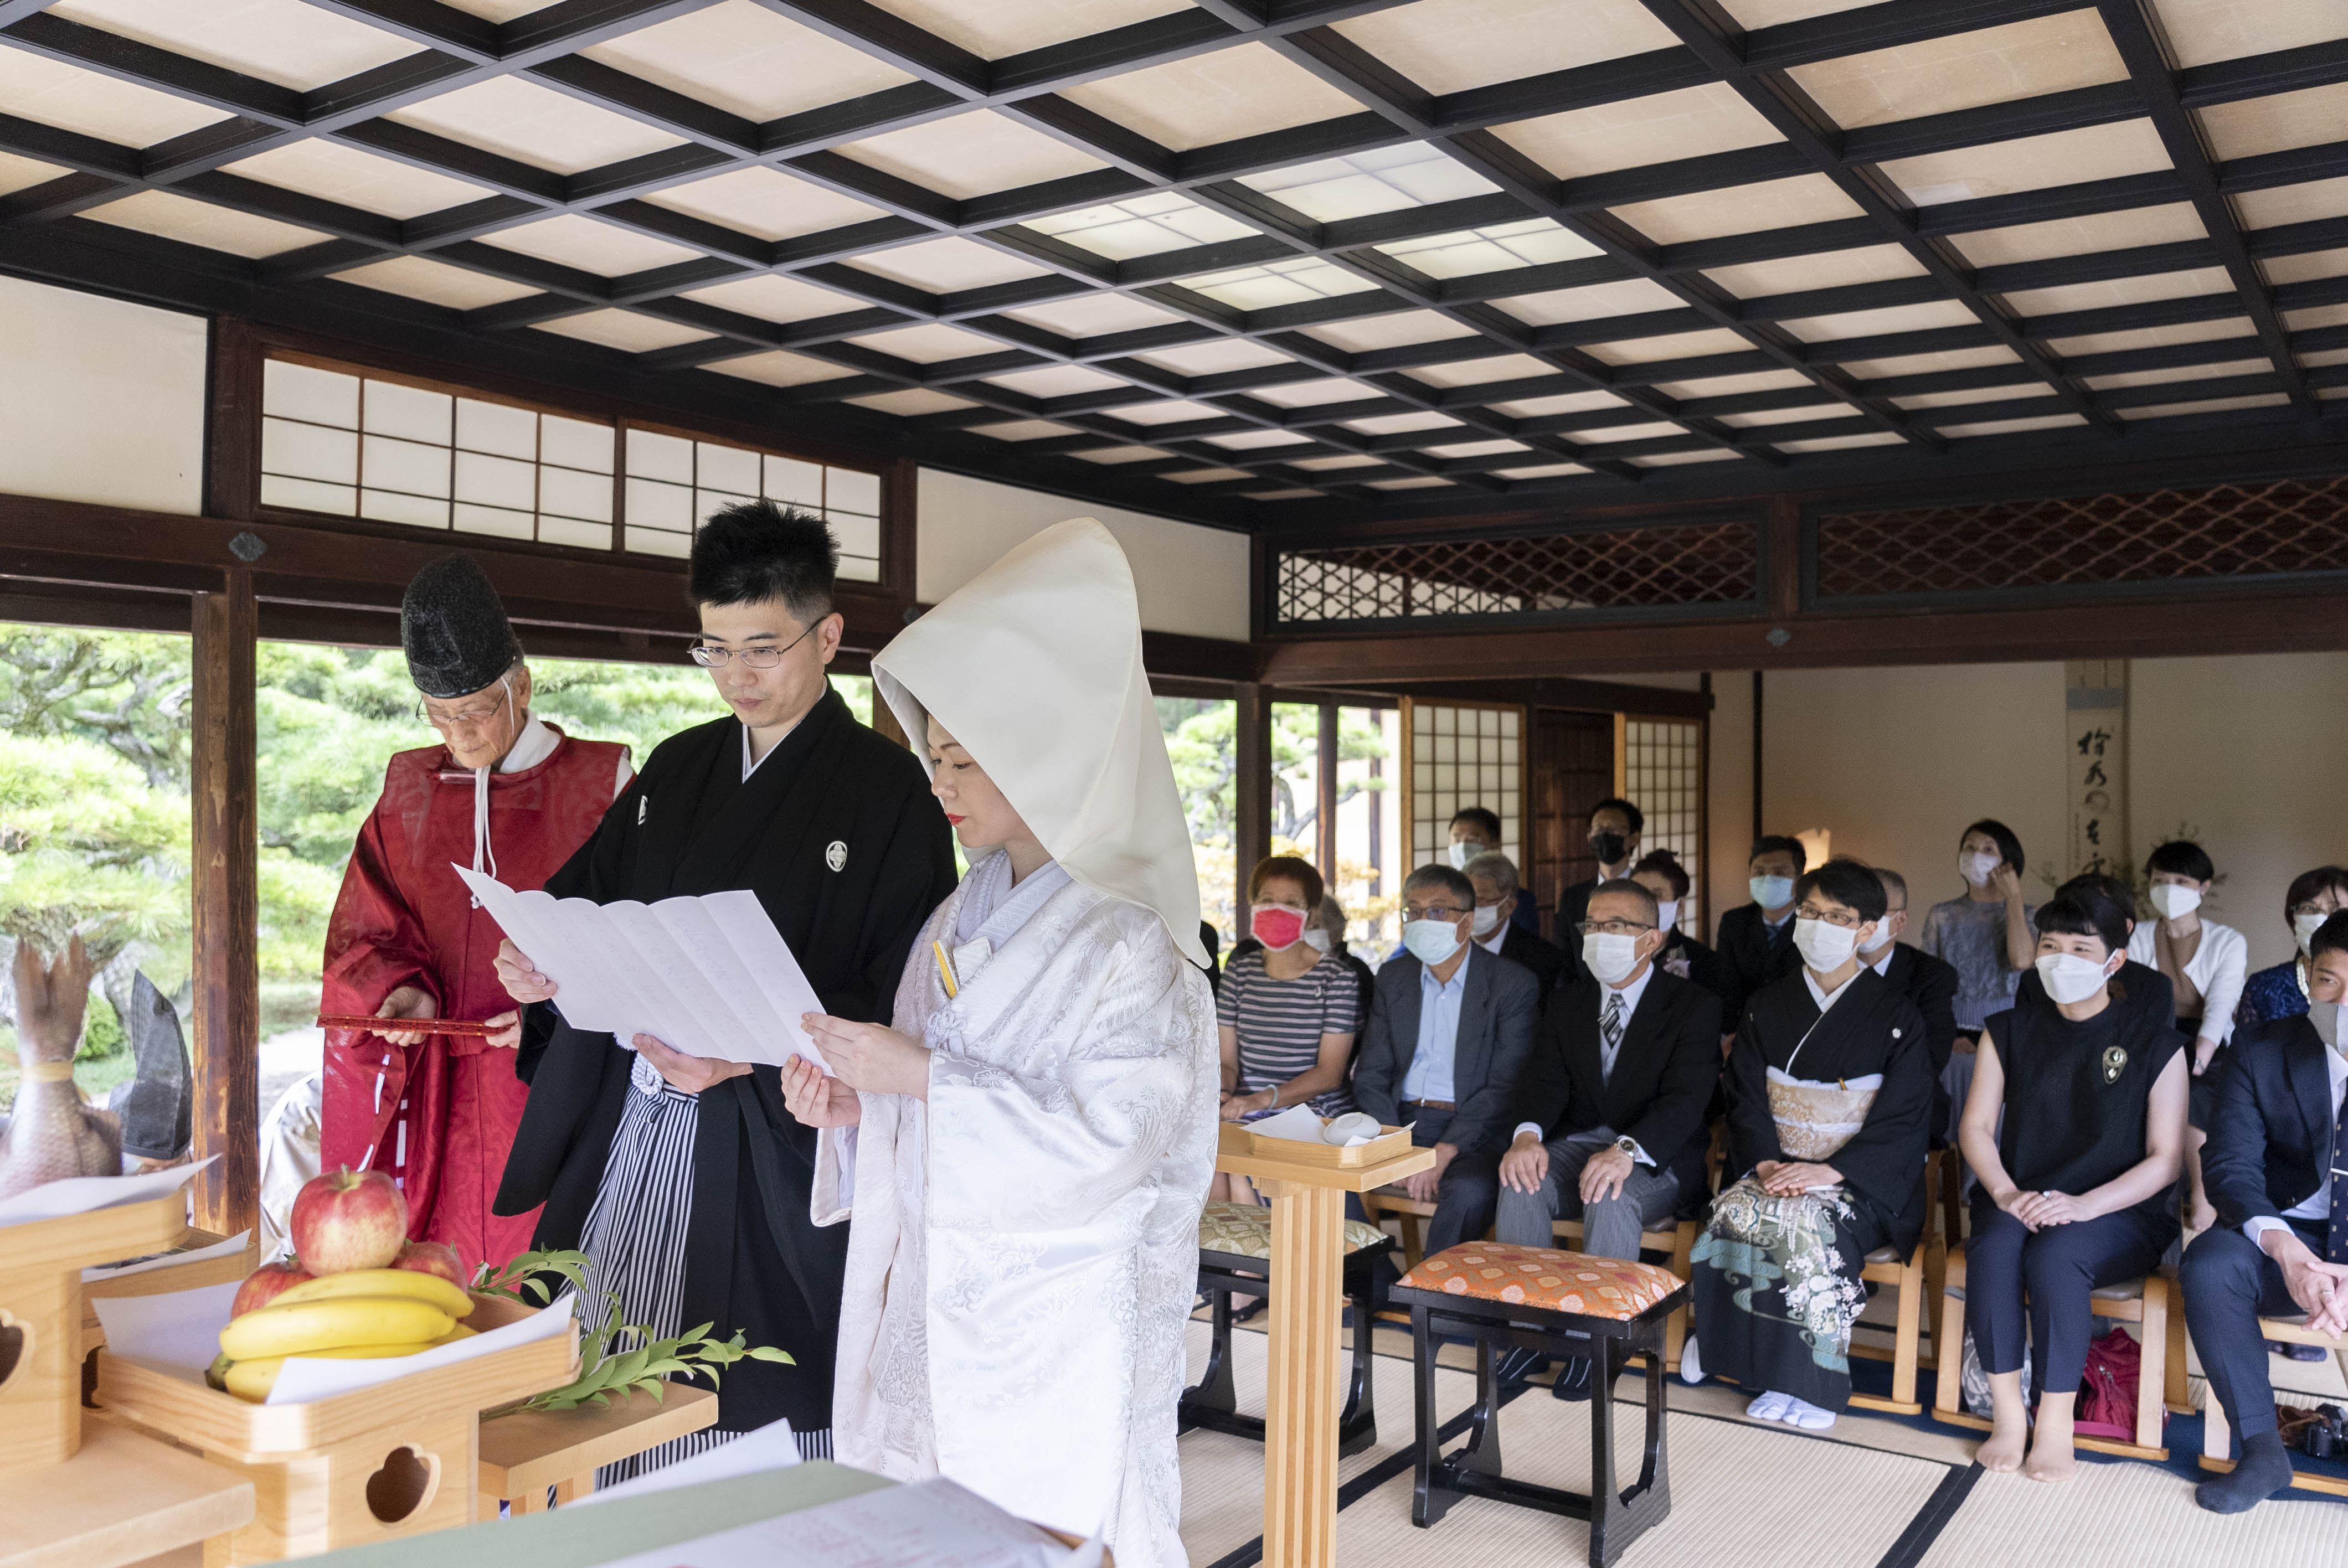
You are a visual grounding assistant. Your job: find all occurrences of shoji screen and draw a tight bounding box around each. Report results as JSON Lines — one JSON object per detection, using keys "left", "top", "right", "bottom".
{"left": 1619, "top": 714, "right": 1705, "bottom": 936}
{"left": 1399, "top": 699, "right": 1526, "bottom": 874}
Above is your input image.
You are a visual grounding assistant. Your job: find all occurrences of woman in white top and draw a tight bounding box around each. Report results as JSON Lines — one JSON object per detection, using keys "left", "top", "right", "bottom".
{"left": 2127, "top": 838, "right": 2246, "bottom": 1231}
{"left": 782, "top": 519, "right": 1217, "bottom": 1568}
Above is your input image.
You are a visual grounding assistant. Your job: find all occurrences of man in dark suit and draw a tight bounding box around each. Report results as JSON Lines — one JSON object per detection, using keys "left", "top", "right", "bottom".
{"left": 1466, "top": 851, "right": 1568, "bottom": 1000}
{"left": 2181, "top": 912, "right": 2348, "bottom": 1514}
{"left": 1714, "top": 834, "right": 1806, "bottom": 1037}
{"left": 1856, "top": 866, "right": 1961, "bottom": 1137}
{"left": 1491, "top": 878, "right": 1721, "bottom": 1396}
{"left": 1554, "top": 796, "right": 1643, "bottom": 940}
{"left": 1354, "top": 863, "right": 1543, "bottom": 1257}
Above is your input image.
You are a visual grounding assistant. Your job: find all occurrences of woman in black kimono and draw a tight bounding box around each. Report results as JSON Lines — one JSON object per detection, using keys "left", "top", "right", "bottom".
{"left": 1686, "top": 857, "right": 1934, "bottom": 1431}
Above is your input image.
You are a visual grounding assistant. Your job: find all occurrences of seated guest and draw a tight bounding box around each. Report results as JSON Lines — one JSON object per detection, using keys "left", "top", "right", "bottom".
{"left": 1959, "top": 888, "right": 2189, "bottom": 1483}
{"left": 1714, "top": 835, "right": 1808, "bottom": 1035}
{"left": 1685, "top": 857, "right": 1932, "bottom": 1431}
{"left": 1857, "top": 866, "right": 1961, "bottom": 1139}
{"left": 1449, "top": 807, "right": 1537, "bottom": 933}
{"left": 1466, "top": 851, "right": 1568, "bottom": 1000}
{"left": 1492, "top": 879, "right": 1721, "bottom": 1397}
{"left": 1557, "top": 797, "right": 1643, "bottom": 937}
{"left": 1353, "top": 864, "right": 1541, "bottom": 1254}
{"left": 2131, "top": 839, "right": 2247, "bottom": 1230}
{"left": 2183, "top": 909, "right": 2348, "bottom": 1513}
{"left": 1921, "top": 819, "right": 2037, "bottom": 1141}
{"left": 1308, "top": 895, "right": 1374, "bottom": 1031}
{"left": 2237, "top": 865, "right": 2348, "bottom": 1029}
{"left": 1212, "top": 856, "right": 1362, "bottom": 1204}
{"left": 1630, "top": 849, "right": 1735, "bottom": 1015}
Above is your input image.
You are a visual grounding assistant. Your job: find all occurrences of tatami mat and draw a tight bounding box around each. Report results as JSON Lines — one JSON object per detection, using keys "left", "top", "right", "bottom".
{"left": 1915, "top": 1457, "right": 2348, "bottom": 1568}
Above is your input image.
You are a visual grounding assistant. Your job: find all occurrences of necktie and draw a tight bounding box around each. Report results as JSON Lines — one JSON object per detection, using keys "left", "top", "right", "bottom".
{"left": 1600, "top": 992, "right": 1624, "bottom": 1085}
{"left": 2328, "top": 1076, "right": 2348, "bottom": 1266}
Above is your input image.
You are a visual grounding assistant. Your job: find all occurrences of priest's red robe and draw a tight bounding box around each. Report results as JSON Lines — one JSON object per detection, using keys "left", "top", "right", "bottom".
{"left": 320, "top": 723, "right": 629, "bottom": 1275}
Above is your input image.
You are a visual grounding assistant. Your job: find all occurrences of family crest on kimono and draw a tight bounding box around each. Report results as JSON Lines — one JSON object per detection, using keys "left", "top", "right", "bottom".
{"left": 1685, "top": 856, "right": 1934, "bottom": 1432}
{"left": 784, "top": 517, "right": 1219, "bottom": 1568}
{"left": 491, "top": 501, "right": 958, "bottom": 1477}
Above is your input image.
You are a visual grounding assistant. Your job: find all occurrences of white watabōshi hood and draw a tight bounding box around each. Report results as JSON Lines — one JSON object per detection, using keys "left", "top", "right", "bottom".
{"left": 871, "top": 517, "right": 1208, "bottom": 969}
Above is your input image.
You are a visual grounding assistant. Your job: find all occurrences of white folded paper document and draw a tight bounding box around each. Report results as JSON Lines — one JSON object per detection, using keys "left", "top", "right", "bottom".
{"left": 575, "top": 1417, "right": 801, "bottom": 1506}
{"left": 455, "top": 865, "right": 829, "bottom": 1071}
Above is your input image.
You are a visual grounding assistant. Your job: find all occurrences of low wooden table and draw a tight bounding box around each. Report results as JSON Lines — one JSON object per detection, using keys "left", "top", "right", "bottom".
{"left": 478, "top": 1384, "right": 721, "bottom": 1517}
{"left": 1212, "top": 1124, "right": 1435, "bottom": 1568}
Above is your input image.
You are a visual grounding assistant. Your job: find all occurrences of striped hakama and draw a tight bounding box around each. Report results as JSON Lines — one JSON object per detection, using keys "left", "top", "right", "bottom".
{"left": 575, "top": 1053, "right": 830, "bottom": 1486}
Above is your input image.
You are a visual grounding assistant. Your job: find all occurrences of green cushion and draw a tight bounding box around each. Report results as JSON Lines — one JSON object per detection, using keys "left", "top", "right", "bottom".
{"left": 1198, "top": 1200, "right": 1388, "bottom": 1260}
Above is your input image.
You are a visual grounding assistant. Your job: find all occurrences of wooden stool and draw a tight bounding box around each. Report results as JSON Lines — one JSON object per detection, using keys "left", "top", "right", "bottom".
{"left": 1392, "top": 1242, "right": 1687, "bottom": 1568}
{"left": 1361, "top": 1189, "right": 1439, "bottom": 1271}
{"left": 1848, "top": 1240, "right": 1937, "bottom": 1416}
{"left": 476, "top": 1383, "right": 720, "bottom": 1518}
{"left": 2200, "top": 1314, "right": 2348, "bottom": 1498}
{"left": 1185, "top": 1201, "right": 1394, "bottom": 1458}
{"left": 1549, "top": 1218, "right": 1700, "bottom": 1371}
{"left": 1930, "top": 1246, "right": 2183, "bottom": 1459}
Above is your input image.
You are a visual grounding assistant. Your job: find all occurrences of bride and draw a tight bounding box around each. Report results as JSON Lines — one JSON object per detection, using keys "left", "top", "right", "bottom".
{"left": 781, "top": 518, "right": 1218, "bottom": 1566}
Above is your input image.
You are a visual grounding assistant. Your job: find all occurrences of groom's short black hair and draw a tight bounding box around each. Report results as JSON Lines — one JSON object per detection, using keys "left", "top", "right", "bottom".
{"left": 689, "top": 499, "right": 837, "bottom": 624}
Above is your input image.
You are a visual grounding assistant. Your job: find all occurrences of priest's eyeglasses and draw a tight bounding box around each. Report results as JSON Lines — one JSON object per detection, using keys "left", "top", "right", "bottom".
{"left": 416, "top": 695, "right": 509, "bottom": 729}
{"left": 689, "top": 623, "right": 816, "bottom": 668}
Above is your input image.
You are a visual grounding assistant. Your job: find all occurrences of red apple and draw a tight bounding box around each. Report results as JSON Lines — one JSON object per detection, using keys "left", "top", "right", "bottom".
{"left": 392, "top": 1240, "right": 465, "bottom": 1288}
{"left": 289, "top": 1168, "right": 408, "bottom": 1275}
{"left": 231, "top": 1260, "right": 313, "bottom": 1318}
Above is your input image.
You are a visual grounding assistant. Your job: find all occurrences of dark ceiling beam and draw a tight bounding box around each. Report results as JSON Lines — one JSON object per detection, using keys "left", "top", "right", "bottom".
{"left": 2094, "top": 0, "right": 2318, "bottom": 416}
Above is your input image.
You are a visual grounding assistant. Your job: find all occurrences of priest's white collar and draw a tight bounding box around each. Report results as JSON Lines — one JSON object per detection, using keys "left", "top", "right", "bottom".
{"left": 496, "top": 715, "right": 557, "bottom": 773}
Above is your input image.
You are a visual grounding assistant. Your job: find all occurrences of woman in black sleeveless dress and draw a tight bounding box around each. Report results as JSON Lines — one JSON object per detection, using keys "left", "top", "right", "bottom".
{"left": 1959, "top": 887, "right": 2189, "bottom": 1483}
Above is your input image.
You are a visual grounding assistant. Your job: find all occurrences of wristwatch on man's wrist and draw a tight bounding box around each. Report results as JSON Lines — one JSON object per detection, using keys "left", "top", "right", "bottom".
{"left": 1613, "top": 1136, "right": 1639, "bottom": 1159}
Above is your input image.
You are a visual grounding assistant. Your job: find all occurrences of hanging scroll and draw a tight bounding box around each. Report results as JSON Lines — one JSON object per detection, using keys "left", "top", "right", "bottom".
{"left": 2065, "top": 661, "right": 2128, "bottom": 879}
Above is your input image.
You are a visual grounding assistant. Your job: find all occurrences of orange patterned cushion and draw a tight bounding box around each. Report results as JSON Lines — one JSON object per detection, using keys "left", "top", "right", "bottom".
{"left": 1395, "top": 1244, "right": 1682, "bottom": 1319}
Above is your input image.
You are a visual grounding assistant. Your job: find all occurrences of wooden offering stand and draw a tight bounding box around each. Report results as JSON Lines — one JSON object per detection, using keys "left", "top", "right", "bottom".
{"left": 1214, "top": 1120, "right": 1435, "bottom": 1568}
{"left": 477, "top": 1381, "right": 719, "bottom": 1517}
{"left": 0, "top": 1192, "right": 256, "bottom": 1568}
{"left": 96, "top": 1292, "right": 580, "bottom": 1564}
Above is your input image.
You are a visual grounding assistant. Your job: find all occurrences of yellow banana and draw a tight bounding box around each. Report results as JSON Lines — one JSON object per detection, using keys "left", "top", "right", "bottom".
{"left": 429, "top": 1323, "right": 477, "bottom": 1347}
{"left": 223, "top": 1341, "right": 435, "bottom": 1404}
{"left": 219, "top": 1296, "right": 454, "bottom": 1361}
{"left": 270, "top": 1268, "right": 473, "bottom": 1319}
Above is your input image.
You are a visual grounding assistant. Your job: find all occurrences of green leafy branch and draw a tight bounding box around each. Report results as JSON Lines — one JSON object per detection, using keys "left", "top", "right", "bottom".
{"left": 476, "top": 1249, "right": 791, "bottom": 1419}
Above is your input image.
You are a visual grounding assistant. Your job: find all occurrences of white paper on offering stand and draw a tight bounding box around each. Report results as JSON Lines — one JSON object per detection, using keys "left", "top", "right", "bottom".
{"left": 269, "top": 1294, "right": 573, "bottom": 1404}
{"left": 574, "top": 1417, "right": 801, "bottom": 1507}
{"left": 586, "top": 1477, "right": 1098, "bottom": 1568}
{"left": 84, "top": 1227, "right": 251, "bottom": 1281}
{"left": 455, "top": 865, "right": 829, "bottom": 1071}
{"left": 0, "top": 1153, "right": 215, "bottom": 1229}
{"left": 92, "top": 1279, "right": 573, "bottom": 1404}
{"left": 1245, "top": 1103, "right": 1329, "bottom": 1143}
{"left": 93, "top": 1279, "right": 243, "bottom": 1374}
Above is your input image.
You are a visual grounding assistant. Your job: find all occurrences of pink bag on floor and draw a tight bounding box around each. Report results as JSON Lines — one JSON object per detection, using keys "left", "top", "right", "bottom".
{"left": 2074, "top": 1330, "right": 2158, "bottom": 1442}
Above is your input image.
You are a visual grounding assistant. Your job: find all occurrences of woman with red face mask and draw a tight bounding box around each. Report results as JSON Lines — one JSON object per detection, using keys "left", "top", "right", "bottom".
{"left": 1208, "top": 855, "right": 1363, "bottom": 1203}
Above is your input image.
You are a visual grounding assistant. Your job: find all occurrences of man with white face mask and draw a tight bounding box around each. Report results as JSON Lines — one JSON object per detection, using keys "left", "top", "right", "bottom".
{"left": 1353, "top": 864, "right": 1542, "bottom": 1255}
{"left": 2183, "top": 911, "right": 2348, "bottom": 1513}
{"left": 1466, "top": 852, "right": 1567, "bottom": 1000}
{"left": 1489, "top": 880, "right": 1723, "bottom": 1399}
{"left": 1447, "top": 806, "right": 1537, "bottom": 933}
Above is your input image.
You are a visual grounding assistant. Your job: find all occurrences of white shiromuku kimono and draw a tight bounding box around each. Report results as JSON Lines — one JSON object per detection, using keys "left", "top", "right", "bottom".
{"left": 813, "top": 853, "right": 1216, "bottom": 1562}
{"left": 810, "top": 517, "right": 1221, "bottom": 1567}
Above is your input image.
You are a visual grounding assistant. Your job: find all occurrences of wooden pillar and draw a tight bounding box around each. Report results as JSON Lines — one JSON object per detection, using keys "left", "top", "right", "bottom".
{"left": 1750, "top": 669, "right": 1765, "bottom": 847}
{"left": 1235, "top": 682, "right": 1271, "bottom": 890}
{"left": 1314, "top": 703, "right": 1338, "bottom": 885}
{"left": 191, "top": 568, "right": 259, "bottom": 1238}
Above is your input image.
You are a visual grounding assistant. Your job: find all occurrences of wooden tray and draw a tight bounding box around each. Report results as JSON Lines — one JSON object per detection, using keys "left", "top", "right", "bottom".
{"left": 95, "top": 1292, "right": 580, "bottom": 1563}
{"left": 1244, "top": 1120, "right": 1412, "bottom": 1167}
{"left": 0, "top": 1190, "right": 189, "bottom": 1470}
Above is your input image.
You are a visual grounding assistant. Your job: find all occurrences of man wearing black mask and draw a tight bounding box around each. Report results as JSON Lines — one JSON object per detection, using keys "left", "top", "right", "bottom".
{"left": 1557, "top": 798, "right": 1642, "bottom": 941}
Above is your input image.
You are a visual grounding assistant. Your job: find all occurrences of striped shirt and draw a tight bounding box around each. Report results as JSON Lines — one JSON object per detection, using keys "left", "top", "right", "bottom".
{"left": 1216, "top": 947, "right": 1361, "bottom": 1116}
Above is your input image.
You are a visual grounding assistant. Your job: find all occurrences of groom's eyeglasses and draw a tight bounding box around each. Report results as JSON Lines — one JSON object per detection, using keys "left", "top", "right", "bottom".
{"left": 691, "top": 623, "right": 816, "bottom": 668}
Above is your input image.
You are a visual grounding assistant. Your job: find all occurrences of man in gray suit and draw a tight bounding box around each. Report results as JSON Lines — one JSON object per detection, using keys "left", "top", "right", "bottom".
{"left": 1355, "top": 863, "right": 1544, "bottom": 1257}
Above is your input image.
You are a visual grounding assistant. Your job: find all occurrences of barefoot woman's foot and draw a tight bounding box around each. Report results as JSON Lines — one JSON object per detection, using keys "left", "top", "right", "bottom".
{"left": 1977, "top": 1420, "right": 2027, "bottom": 1473}
{"left": 2023, "top": 1439, "right": 2078, "bottom": 1484}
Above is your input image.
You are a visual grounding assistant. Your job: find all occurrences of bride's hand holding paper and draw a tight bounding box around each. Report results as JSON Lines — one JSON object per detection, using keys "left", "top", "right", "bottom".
{"left": 802, "top": 1014, "right": 930, "bottom": 1099}
{"left": 781, "top": 1054, "right": 863, "bottom": 1128}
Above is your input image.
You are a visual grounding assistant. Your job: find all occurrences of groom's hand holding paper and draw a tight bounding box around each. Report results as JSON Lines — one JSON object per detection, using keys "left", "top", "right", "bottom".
{"left": 458, "top": 865, "right": 831, "bottom": 1073}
